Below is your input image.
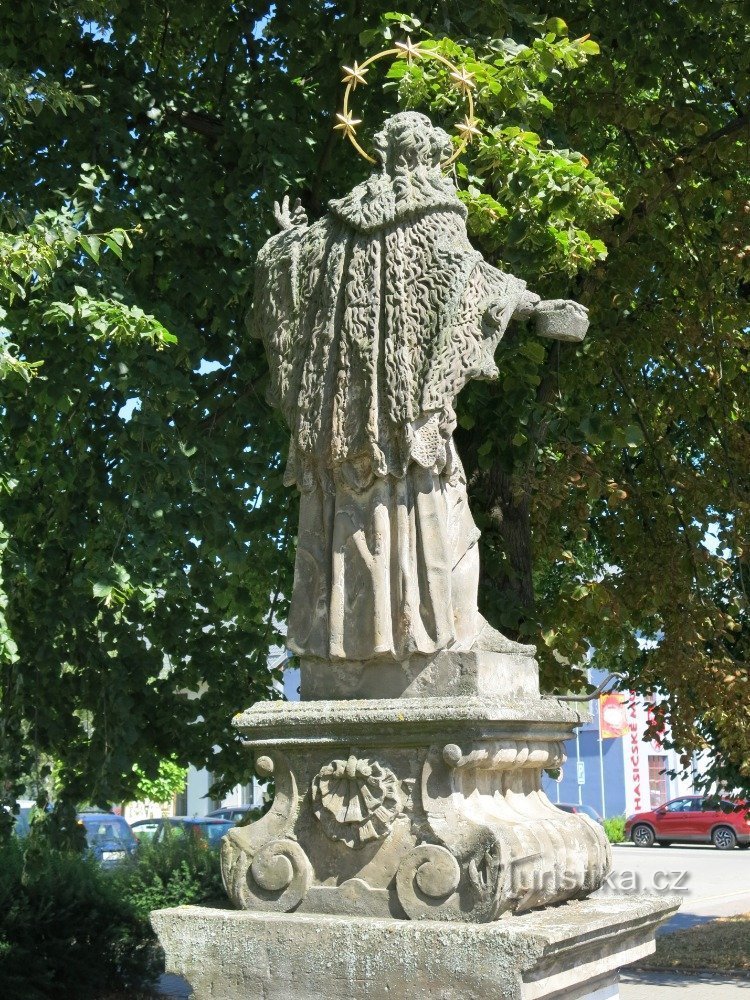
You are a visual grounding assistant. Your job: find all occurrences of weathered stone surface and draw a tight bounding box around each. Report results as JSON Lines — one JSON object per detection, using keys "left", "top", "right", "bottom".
{"left": 232, "top": 691, "right": 588, "bottom": 746}
{"left": 213, "top": 109, "right": 611, "bottom": 925}
{"left": 152, "top": 893, "right": 679, "bottom": 1000}
{"left": 299, "top": 645, "right": 540, "bottom": 701}
{"left": 534, "top": 298, "right": 589, "bottom": 342}
{"left": 220, "top": 690, "right": 610, "bottom": 921}
{"left": 251, "top": 110, "right": 589, "bottom": 668}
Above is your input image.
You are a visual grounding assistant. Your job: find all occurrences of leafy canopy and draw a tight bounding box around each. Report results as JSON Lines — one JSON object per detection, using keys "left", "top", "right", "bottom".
{"left": 1, "top": 1, "right": 748, "bottom": 828}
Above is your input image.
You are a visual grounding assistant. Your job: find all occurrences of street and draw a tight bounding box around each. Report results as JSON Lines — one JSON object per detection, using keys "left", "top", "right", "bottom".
{"left": 608, "top": 842, "right": 750, "bottom": 998}
{"left": 602, "top": 842, "right": 750, "bottom": 931}
{"left": 621, "top": 971, "right": 750, "bottom": 999}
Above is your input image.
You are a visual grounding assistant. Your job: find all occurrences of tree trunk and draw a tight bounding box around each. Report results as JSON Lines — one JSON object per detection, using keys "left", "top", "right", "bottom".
{"left": 478, "top": 465, "right": 535, "bottom": 640}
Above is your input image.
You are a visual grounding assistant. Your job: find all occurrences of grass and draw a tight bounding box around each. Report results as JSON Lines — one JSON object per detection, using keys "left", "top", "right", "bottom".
{"left": 633, "top": 912, "right": 750, "bottom": 973}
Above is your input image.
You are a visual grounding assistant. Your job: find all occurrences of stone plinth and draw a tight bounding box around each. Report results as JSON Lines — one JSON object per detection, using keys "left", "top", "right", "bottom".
{"left": 299, "top": 645, "right": 539, "bottom": 701}
{"left": 219, "top": 687, "right": 611, "bottom": 921}
{"left": 152, "top": 893, "right": 679, "bottom": 1000}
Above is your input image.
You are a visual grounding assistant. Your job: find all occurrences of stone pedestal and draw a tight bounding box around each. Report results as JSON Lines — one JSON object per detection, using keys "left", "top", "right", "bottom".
{"left": 217, "top": 648, "right": 611, "bottom": 922}
{"left": 152, "top": 892, "right": 679, "bottom": 1000}
{"left": 152, "top": 646, "right": 679, "bottom": 996}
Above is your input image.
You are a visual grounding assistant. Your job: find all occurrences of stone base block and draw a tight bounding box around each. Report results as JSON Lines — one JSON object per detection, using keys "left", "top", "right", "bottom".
{"left": 152, "top": 892, "right": 678, "bottom": 1000}
{"left": 299, "top": 646, "right": 539, "bottom": 701}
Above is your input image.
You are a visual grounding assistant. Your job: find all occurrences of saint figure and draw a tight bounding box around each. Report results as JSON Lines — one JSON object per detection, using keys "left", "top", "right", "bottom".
{"left": 252, "top": 112, "right": 587, "bottom": 664}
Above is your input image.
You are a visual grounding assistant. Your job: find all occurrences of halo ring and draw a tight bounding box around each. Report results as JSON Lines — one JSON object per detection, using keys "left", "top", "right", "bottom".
{"left": 339, "top": 43, "right": 477, "bottom": 169}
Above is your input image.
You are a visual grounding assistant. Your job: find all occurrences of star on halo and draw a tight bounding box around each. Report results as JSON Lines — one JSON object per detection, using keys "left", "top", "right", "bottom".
{"left": 455, "top": 114, "right": 481, "bottom": 142}
{"left": 341, "top": 61, "right": 369, "bottom": 89}
{"left": 395, "top": 37, "right": 422, "bottom": 63}
{"left": 450, "top": 67, "right": 476, "bottom": 93}
{"left": 333, "top": 111, "right": 363, "bottom": 139}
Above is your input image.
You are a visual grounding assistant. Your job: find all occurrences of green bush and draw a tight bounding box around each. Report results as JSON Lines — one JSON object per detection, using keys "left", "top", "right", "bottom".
{"left": 111, "top": 836, "right": 225, "bottom": 921}
{"left": 0, "top": 830, "right": 227, "bottom": 1000}
{"left": 0, "top": 838, "right": 156, "bottom": 1000}
{"left": 604, "top": 815, "right": 626, "bottom": 844}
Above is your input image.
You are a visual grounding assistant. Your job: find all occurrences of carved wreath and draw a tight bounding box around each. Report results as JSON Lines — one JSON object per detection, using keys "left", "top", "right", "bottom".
{"left": 311, "top": 755, "right": 402, "bottom": 849}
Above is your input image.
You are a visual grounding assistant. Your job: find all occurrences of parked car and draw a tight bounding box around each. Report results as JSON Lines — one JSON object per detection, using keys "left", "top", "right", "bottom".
{"left": 206, "top": 805, "right": 260, "bottom": 823}
{"left": 77, "top": 811, "right": 139, "bottom": 867}
{"left": 625, "top": 795, "right": 750, "bottom": 850}
{"left": 554, "top": 803, "right": 604, "bottom": 825}
{"left": 130, "top": 816, "right": 233, "bottom": 848}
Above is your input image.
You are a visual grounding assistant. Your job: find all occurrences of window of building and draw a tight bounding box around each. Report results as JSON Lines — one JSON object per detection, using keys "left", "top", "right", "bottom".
{"left": 648, "top": 754, "right": 669, "bottom": 807}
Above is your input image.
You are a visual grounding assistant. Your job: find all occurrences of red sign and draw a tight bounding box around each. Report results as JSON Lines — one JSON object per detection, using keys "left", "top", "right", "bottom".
{"left": 599, "top": 692, "right": 630, "bottom": 738}
{"left": 628, "top": 691, "right": 642, "bottom": 812}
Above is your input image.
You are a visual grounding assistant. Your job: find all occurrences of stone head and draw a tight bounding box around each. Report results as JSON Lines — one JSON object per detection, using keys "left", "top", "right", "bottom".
{"left": 372, "top": 111, "right": 452, "bottom": 177}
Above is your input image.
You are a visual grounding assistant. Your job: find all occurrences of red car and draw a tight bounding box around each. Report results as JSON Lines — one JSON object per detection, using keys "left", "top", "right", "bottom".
{"left": 625, "top": 795, "right": 750, "bottom": 850}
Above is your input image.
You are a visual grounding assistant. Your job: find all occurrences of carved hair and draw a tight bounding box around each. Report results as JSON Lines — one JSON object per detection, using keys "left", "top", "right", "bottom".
{"left": 373, "top": 111, "right": 453, "bottom": 176}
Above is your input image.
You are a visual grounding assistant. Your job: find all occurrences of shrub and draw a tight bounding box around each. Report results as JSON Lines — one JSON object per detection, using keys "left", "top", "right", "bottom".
{"left": 0, "top": 828, "right": 228, "bottom": 1000}
{"left": 0, "top": 838, "right": 156, "bottom": 1000}
{"left": 111, "top": 836, "right": 225, "bottom": 921}
{"left": 604, "top": 815, "right": 626, "bottom": 844}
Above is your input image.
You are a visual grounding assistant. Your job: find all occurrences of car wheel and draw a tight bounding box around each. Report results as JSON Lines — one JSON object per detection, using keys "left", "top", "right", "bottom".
{"left": 632, "top": 824, "right": 655, "bottom": 847}
{"left": 712, "top": 826, "right": 737, "bottom": 850}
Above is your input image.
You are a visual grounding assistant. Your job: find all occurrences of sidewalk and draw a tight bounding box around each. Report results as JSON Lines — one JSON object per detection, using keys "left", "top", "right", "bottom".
{"left": 620, "top": 970, "right": 750, "bottom": 998}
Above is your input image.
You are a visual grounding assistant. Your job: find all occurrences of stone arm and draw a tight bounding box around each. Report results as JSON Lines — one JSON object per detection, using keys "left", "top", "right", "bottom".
{"left": 512, "top": 288, "right": 590, "bottom": 343}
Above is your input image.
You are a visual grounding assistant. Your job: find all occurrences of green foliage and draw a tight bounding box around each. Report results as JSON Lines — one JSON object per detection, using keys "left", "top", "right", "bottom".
{"left": 132, "top": 757, "right": 188, "bottom": 806}
{"left": 395, "top": 32, "right": 620, "bottom": 273}
{"left": 111, "top": 837, "right": 225, "bottom": 922}
{"left": 0, "top": 838, "right": 155, "bottom": 1000}
{"left": 0, "top": 0, "right": 748, "bottom": 816}
{"left": 0, "top": 834, "right": 224, "bottom": 999}
{"left": 603, "top": 815, "right": 626, "bottom": 844}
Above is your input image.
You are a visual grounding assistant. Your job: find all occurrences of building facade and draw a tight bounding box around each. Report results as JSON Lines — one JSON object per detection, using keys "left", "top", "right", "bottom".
{"left": 541, "top": 669, "right": 707, "bottom": 818}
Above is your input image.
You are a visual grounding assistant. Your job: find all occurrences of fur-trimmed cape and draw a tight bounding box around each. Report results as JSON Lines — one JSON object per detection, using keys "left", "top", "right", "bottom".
{"left": 251, "top": 150, "right": 534, "bottom": 494}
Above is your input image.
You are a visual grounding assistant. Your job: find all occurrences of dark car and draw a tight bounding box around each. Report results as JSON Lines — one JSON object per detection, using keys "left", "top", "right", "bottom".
{"left": 77, "top": 812, "right": 139, "bottom": 867}
{"left": 206, "top": 805, "right": 259, "bottom": 823}
{"left": 625, "top": 795, "right": 750, "bottom": 850}
{"left": 554, "top": 803, "right": 604, "bottom": 825}
{"left": 130, "top": 816, "right": 233, "bottom": 849}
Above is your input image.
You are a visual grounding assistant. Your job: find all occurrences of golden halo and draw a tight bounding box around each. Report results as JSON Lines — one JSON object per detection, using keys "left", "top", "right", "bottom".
{"left": 336, "top": 40, "right": 479, "bottom": 169}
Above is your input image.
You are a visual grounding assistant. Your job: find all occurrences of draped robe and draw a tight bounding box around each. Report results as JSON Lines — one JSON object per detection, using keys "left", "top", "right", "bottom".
{"left": 252, "top": 164, "right": 538, "bottom": 662}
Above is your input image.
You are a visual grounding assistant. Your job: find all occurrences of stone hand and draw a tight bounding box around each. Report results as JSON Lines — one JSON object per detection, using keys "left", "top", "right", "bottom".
{"left": 533, "top": 298, "right": 589, "bottom": 343}
{"left": 273, "top": 194, "right": 308, "bottom": 232}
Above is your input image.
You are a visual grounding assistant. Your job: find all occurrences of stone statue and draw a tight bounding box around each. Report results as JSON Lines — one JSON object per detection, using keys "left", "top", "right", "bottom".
{"left": 252, "top": 111, "right": 588, "bottom": 668}
{"left": 215, "top": 110, "right": 609, "bottom": 924}
{"left": 155, "top": 103, "right": 678, "bottom": 1000}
